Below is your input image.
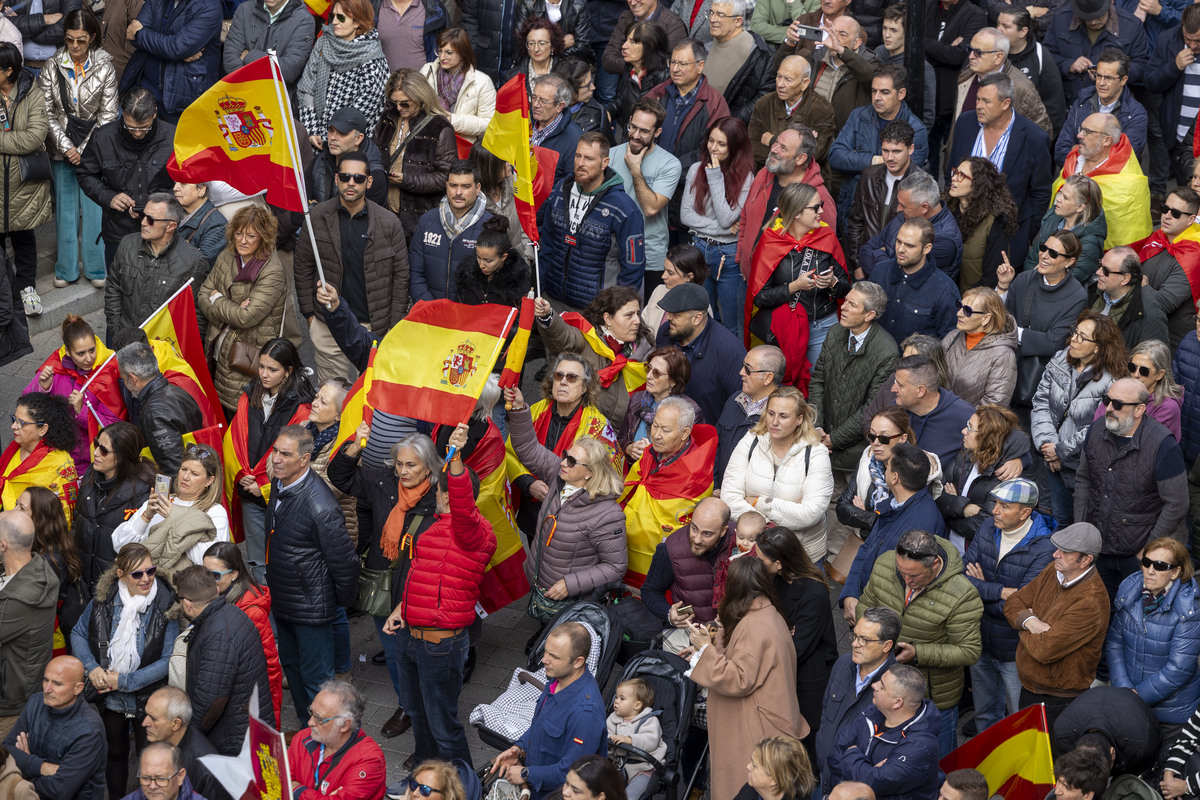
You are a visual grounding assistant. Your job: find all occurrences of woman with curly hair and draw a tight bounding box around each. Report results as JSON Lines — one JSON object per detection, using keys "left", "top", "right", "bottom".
{"left": 612, "top": 20, "right": 669, "bottom": 139}
{"left": 938, "top": 404, "right": 1035, "bottom": 540}
{"left": 509, "top": 17, "right": 566, "bottom": 97}
{"left": 0, "top": 392, "right": 78, "bottom": 524}
{"left": 14, "top": 485, "right": 87, "bottom": 653}
{"left": 535, "top": 286, "right": 655, "bottom": 425}
{"left": 941, "top": 286, "right": 1019, "bottom": 407}
{"left": 1032, "top": 310, "right": 1127, "bottom": 526}
{"left": 946, "top": 156, "right": 1019, "bottom": 290}
{"left": 453, "top": 216, "right": 531, "bottom": 307}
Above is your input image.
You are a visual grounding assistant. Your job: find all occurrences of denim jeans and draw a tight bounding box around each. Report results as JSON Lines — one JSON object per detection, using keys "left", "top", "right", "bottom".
{"left": 807, "top": 313, "right": 839, "bottom": 369}
{"left": 275, "top": 619, "right": 335, "bottom": 719}
{"left": 51, "top": 158, "right": 105, "bottom": 281}
{"left": 396, "top": 628, "right": 472, "bottom": 766}
{"left": 333, "top": 607, "right": 350, "bottom": 673}
{"left": 242, "top": 503, "right": 267, "bottom": 585}
{"left": 937, "top": 703, "right": 959, "bottom": 757}
{"left": 970, "top": 654, "right": 1021, "bottom": 732}
{"left": 373, "top": 614, "right": 404, "bottom": 705}
{"left": 1046, "top": 469, "right": 1075, "bottom": 529}
{"left": 694, "top": 237, "right": 741, "bottom": 337}
{"left": 592, "top": 42, "right": 617, "bottom": 107}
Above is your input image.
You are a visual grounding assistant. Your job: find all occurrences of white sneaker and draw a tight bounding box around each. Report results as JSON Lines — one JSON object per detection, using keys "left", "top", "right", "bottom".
{"left": 52, "top": 277, "right": 70, "bottom": 288}
{"left": 20, "top": 286, "right": 41, "bottom": 316}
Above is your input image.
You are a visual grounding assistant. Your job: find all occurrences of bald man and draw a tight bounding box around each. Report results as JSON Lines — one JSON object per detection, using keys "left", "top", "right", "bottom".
{"left": 0, "top": 510, "right": 58, "bottom": 737}
{"left": 748, "top": 55, "right": 835, "bottom": 167}
{"left": 2, "top": 656, "right": 106, "bottom": 800}
{"left": 830, "top": 782, "right": 877, "bottom": 800}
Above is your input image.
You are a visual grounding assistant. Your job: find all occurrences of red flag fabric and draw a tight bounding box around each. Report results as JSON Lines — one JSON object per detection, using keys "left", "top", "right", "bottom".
{"left": 456, "top": 133, "right": 474, "bottom": 159}
{"left": 143, "top": 285, "right": 223, "bottom": 426}
{"left": 939, "top": 704, "right": 1055, "bottom": 800}
{"left": 1132, "top": 225, "right": 1200, "bottom": 304}
{"left": 481, "top": 76, "right": 554, "bottom": 245}
{"left": 498, "top": 295, "right": 535, "bottom": 390}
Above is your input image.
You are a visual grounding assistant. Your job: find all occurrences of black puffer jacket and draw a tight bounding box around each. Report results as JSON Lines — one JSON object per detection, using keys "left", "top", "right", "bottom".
{"left": 184, "top": 596, "right": 272, "bottom": 756}
{"left": 454, "top": 249, "right": 531, "bottom": 307}
{"left": 74, "top": 472, "right": 152, "bottom": 588}
{"left": 722, "top": 31, "right": 775, "bottom": 123}
{"left": 265, "top": 470, "right": 359, "bottom": 625}
{"left": 136, "top": 375, "right": 204, "bottom": 476}
{"left": 13, "top": 0, "right": 81, "bottom": 49}
{"left": 76, "top": 116, "right": 175, "bottom": 245}
{"left": 460, "top": 0, "right": 513, "bottom": 82}
{"left": 373, "top": 110, "right": 457, "bottom": 239}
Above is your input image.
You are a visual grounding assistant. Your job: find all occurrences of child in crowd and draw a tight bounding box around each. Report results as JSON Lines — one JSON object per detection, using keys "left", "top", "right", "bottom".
{"left": 606, "top": 678, "right": 667, "bottom": 800}
{"left": 732, "top": 510, "right": 767, "bottom": 559}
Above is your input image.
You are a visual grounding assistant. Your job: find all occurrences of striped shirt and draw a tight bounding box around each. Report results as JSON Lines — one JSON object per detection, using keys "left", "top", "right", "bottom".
{"left": 1177, "top": 62, "right": 1200, "bottom": 141}
{"left": 971, "top": 111, "right": 1014, "bottom": 171}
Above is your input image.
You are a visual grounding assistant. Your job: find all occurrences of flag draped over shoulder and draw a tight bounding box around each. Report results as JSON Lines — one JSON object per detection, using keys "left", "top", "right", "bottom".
{"left": 368, "top": 300, "right": 516, "bottom": 427}
{"left": 1052, "top": 134, "right": 1152, "bottom": 249}
{"left": 481, "top": 76, "right": 555, "bottom": 244}
{"left": 619, "top": 424, "right": 718, "bottom": 585}
{"left": 142, "top": 284, "right": 223, "bottom": 428}
{"left": 939, "top": 705, "right": 1055, "bottom": 800}
{"left": 560, "top": 313, "right": 647, "bottom": 394}
{"left": 1133, "top": 224, "right": 1200, "bottom": 304}
{"left": 168, "top": 57, "right": 304, "bottom": 213}
{"left": 38, "top": 340, "right": 126, "bottom": 423}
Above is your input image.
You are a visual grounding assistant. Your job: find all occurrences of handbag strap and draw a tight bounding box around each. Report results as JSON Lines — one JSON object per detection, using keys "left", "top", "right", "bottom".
{"left": 391, "top": 513, "right": 425, "bottom": 568}
{"left": 185, "top": 207, "right": 220, "bottom": 244}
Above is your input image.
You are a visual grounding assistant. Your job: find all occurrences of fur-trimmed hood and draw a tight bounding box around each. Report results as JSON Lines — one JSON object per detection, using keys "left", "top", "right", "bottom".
{"left": 94, "top": 567, "right": 180, "bottom": 619}
{"left": 454, "top": 249, "right": 532, "bottom": 308}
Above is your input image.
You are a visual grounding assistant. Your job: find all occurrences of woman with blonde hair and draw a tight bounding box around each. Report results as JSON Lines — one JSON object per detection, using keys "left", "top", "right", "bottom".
{"left": 722, "top": 386, "right": 835, "bottom": 566}
{"left": 199, "top": 205, "right": 286, "bottom": 417}
{"left": 373, "top": 68, "right": 457, "bottom": 239}
{"left": 941, "top": 286, "right": 1019, "bottom": 407}
{"left": 734, "top": 735, "right": 817, "bottom": 800}
{"left": 405, "top": 761, "right": 466, "bottom": 800}
{"left": 1028, "top": 174, "right": 1108, "bottom": 283}
{"left": 503, "top": 383, "right": 628, "bottom": 621}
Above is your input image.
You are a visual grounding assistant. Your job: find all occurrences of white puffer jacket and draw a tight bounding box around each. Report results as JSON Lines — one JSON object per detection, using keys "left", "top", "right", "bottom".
{"left": 419, "top": 62, "right": 497, "bottom": 141}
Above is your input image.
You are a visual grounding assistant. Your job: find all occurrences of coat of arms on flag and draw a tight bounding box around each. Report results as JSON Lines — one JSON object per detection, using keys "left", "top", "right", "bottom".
{"left": 216, "top": 95, "right": 274, "bottom": 151}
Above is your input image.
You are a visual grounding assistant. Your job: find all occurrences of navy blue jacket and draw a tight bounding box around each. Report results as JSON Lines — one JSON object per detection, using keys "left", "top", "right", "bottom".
{"left": 1055, "top": 86, "right": 1148, "bottom": 166}
{"left": 1107, "top": 573, "right": 1200, "bottom": 723}
{"left": 905, "top": 388, "right": 976, "bottom": 468}
{"left": 963, "top": 512, "right": 1057, "bottom": 660}
{"left": 829, "top": 103, "right": 929, "bottom": 219}
{"left": 539, "top": 118, "right": 584, "bottom": 184}
{"left": 871, "top": 255, "right": 962, "bottom": 343}
{"left": 947, "top": 109, "right": 1052, "bottom": 264}
{"left": 539, "top": 170, "right": 646, "bottom": 308}
{"left": 839, "top": 487, "right": 948, "bottom": 603}
{"left": 714, "top": 394, "right": 760, "bottom": 490}
{"left": 655, "top": 318, "right": 746, "bottom": 426}
{"left": 1145, "top": 26, "right": 1200, "bottom": 151}
{"left": 408, "top": 205, "right": 494, "bottom": 302}
{"left": 1173, "top": 330, "right": 1200, "bottom": 465}
{"left": 120, "top": 0, "right": 223, "bottom": 118}
{"left": 3, "top": 694, "right": 106, "bottom": 800}
{"left": 859, "top": 204, "right": 964, "bottom": 281}
{"left": 515, "top": 669, "right": 608, "bottom": 800}
{"left": 1043, "top": 5, "right": 1151, "bottom": 103}
{"left": 815, "top": 651, "right": 896, "bottom": 789}
{"left": 828, "top": 699, "right": 942, "bottom": 800}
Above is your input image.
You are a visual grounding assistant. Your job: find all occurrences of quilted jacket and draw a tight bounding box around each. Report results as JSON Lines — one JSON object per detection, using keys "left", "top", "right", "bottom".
{"left": 0, "top": 70, "right": 52, "bottom": 234}
{"left": 1030, "top": 350, "right": 1114, "bottom": 481}
{"left": 940, "top": 314, "right": 1020, "bottom": 408}
{"left": 38, "top": 48, "right": 119, "bottom": 158}
{"left": 73, "top": 472, "right": 152, "bottom": 588}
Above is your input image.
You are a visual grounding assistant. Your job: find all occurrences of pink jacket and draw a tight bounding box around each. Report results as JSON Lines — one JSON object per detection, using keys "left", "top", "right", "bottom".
{"left": 23, "top": 369, "right": 120, "bottom": 474}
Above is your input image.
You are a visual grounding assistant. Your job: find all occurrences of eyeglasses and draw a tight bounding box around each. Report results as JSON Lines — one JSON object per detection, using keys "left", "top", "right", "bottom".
{"left": 967, "top": 47, "right": 999, "bottom": 57}
{"left": 562, "top": 454, "right": 590, "bottom": 468}
{"left": 530, "top": 95, "right": 557, "bottom": 107}
{"left": 337, "top": 172, "right": 368, "bottom": 184}
{"left": 308, "top": 707, "right": 344, "bottom": 726}
{"left": 184, "top": 444, "right": 215, "bottom": 462}
{"left": 896, "top": 544, "right": 934, "bottom": 561}
{"left": 333, "top": 11, "right": 348, "bottom": 21}
{"left": 956, "top": 301, "right": 983, "bottom": 317}
{"left": 1101, "top": 394, "right": 1142, "bottom": 411}
{"left": 64, "top": 35, "right": 91, "bottom": 45}
{"left": 741, "top": 362, "right": 771, "bottom": 374}
{"left": 10, "top": 414, "right": 40, "bottom": 427}
{"left": 527, "top": 39, "right": 552, "bottom": 48}
{"left": 1129, "top": 362, "right": 1153, "bottom": 377}
{"left": 626, "top": 122, "right": 656, "bottom": 137}
{"left": 1088, "top": 68, "right": 1122, "bottom": 83}
{"left": 1142, "top": 556, "right": 1178, "bottom": 572}
{"left": 866, "top": 432, "right": 898, "bottom": 444}
{"left": 647, "top": 365, "right": 667, "bottom": 379}
{"left": 123, "top": 119, "right": 154, "bottom": 133}
{"left": 851, "top": 633, "right": 884, "bottom": 645}
{"left": 210, "top": 568, "right": 233, "bottom": 581}
{"left": 1038, "top": 242, "right": 1065, "bottom": 259}
{"left": 127, "top": 566, "right": 158, "bottom": 580}
{"left": 950, "top": 168, "right": 972, "bottom": 182}
{"left": 1069, "top": 326, "right": 1095, "bottom": 343}
{"left": 403, "top": 777, "right": 445, "bottom": 797}
{"left": 1162, "top": 204, "right": 1190, "bottom": 220}
{"left": 707, "top": 8, "right": 736, "bottom": 18}
{"left": 965, "top": 419, "right": 978, "bottom": 432}
{"left": 668, "top": 59, "right": 699, "bottom": 68}
{"left": 94, "top": 441, "right": 111, "bottom": 456}
{"left": 137, "top": 769, "right": 182, "bottom": 787}
{"left": 1078, "top": 125, "right": 1103, "bottom": 137}
{"left": 553, "top": 371, "right": 581, "bottom": 384}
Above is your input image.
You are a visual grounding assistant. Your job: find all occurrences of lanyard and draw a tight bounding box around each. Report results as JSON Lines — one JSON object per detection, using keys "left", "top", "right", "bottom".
{"left": 314, "top": 744, "right": 326, "bottom": 788}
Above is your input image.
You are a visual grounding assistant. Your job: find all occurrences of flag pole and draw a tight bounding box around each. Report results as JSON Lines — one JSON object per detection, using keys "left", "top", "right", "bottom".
{"left": 532, "top": 242, "right": 541, "bottom": 298}
{"left": 267, "top": 52, "right": 329, "bottom": 299}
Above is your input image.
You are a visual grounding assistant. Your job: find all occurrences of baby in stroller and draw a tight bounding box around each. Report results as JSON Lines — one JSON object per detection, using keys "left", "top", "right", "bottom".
{"left": 607, "top": 678, "right": 667, "bottom": 800}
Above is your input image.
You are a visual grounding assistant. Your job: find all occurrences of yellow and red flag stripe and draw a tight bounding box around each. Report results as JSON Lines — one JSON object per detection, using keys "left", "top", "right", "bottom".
{"left": 168, "top": 57, "right": 305, "bottom": 212}
{"left": 1052, "top": 134, "right": 1151, "bottom": 248}
{"left": 939, "top": 704, "right": 1055, "bottom": 800}
{"left": 223, "top": 394, "right": 310, "bottom": 542}
{"left": 368, "top": 299, "right": 516, "bottom": 427}
{"left": 142, "top": 283, "right": 223, "bottom": 427}
{"left": 498, "top": 295, "right": 535, "bottom": 391}
{"left": 560, "top": 312, "right": 647, "bottom": 394}
{"left": 481, "top": 76, "right": 556, "bottom": 244}
{"left": 335, "top": 345, "right": 376, "bottom": 451}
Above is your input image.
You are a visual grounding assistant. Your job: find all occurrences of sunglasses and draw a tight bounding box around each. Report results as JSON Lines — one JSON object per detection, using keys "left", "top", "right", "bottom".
{"left": 337, "top": 172, "right": 368, "bottom": 184}
{"left": 94, "top": 441, "right": 111, "bottom": 456}
{"left": 563, "top": 454, "right": 590, "bottom": 469}
{"left": 866, "top": 432, "right": 898, "bottom": 444}
{"left": 1098, "top": 266, "right": 1125, "bottom": 277}
{"left": 647, "top": 365, "right": 667, "bottom": 379}
{"left": 896, "top": 545, "right": 934, "bottom": 561}
{"left": 553, "top": 371, "right": 581, "bottom": 384}
{"left": 403, "top": 777, "right": 445, "bottom": 797}
{"left": 803, "top": 202, "right": 824, "bottom": 214}
{"left": 1129, "top": 362, "right": 1152, "bottom": 377}
{"left": 333, "top": 11, "right": 348, "bottom": 21}
{"left": 956, "top": 301, "right": 983, "bottom": 317}
{"left": 184, "top": 443, "right": 215, "bottom": 462}
{"left": 1142, "top": 556, "right": 1178, "bottom": 572}
{"left": 1161, "top": 204, "right": 1190, "bottom": 220}
{"left": 142, "top": 213, "right": 171, "bottom": 227}
{"left": 127, "top": 566, "right": 158, "bottom": 580}
{"left": 394, "top": 99, "right": 414, "bottom": 110}
{"left": 1038, "top": 242, "right": 1065, "bottom": 259}
{"left": 210, "top": 568, "right": 233, "bottom": 581}
{"left": 1101, "top": 394, "right": 1142, "bottom": 411}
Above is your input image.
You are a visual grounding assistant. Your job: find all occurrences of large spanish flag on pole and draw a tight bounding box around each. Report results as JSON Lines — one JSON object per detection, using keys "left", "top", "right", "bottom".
{"left": 481, "top": 76, "right": 556, "bottom": 246}
{"left": 368, "top": 300, "right": 517, "bottom": 426}
{"left": 142, "top": 281, "right": 224, "bottom": 428}
{"left": 939, "top": 705, "right": 1055, "bottom": 800}
{"left": 168, "top": 56, "right": 305, "bottom": 213}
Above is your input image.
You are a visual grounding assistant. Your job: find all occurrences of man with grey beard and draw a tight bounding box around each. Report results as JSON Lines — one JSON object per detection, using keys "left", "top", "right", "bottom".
{"left": 1074, "top": 376, "right": 1187, "bottom": 603}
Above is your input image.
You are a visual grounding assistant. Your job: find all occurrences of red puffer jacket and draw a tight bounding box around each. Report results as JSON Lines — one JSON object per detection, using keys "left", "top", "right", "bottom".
{"left": 234, "top": 584, "right": 283, "bottom": 725}
{"left": 401, "top": 470, "right": 496, "bottom": 628}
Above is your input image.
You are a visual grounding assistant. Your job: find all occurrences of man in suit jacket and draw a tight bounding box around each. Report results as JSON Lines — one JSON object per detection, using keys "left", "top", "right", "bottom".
{"left": 947, "top": 72, "right": 1051, "bottom": 265}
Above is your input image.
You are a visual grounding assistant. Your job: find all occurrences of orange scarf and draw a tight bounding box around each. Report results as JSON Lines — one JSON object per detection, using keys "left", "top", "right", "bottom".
{"left": 381, "top": 478, "right": 431, "bottom": 561}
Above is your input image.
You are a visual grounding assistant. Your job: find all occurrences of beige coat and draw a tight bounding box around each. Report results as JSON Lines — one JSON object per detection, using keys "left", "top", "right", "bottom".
{"left": 419, "top": 63, "right": 497, "bottom": 142}
{"left": 0, "top": 73, "right": 52, "bottom": 233}
{"left": 37, "top": 47, "right": 119, "bottom": 158}
{"left": 199, "top": 248, "right": 287, "bottom": 409}
{"left": 0, "top": 754, "right": 36, "bottom": 800}
{"left": 690, "top": 596, "right": 809, "bottom": 800}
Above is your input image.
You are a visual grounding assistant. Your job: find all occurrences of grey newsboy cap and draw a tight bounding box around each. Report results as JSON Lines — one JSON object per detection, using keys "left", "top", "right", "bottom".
{"left": 658, "top": 282, "right": 710, "bottom": 313}
{"left": 989, "top": 478, "right": 1038, "bottom": 506}
{"left": 1050, "top": 522, "right": 1102, "bottom": 557}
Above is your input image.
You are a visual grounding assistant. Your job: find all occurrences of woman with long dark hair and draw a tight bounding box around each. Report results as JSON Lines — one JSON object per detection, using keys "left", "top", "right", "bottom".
{"left": 682, "top": 116, "right": 755, "bottom": 337}
{"left": 946, "top": 156, "right": 1019, "bottom": 290}
{"left": 563, "top": 755, "right": 629, "bottom": 800}
{"left": 686, "top": 556, "right": 808, "bottom": 800}
{"left": 642, "top": 244, "right": 709, "bottom": 332}
{"left": 611, "top": 21, "right": 668, "bottom": 138}
{"left": 73, "top": 421, "right": 155, "bottom": 586}
{"left": 15, "top": 485, "right": 87, "bottom": 653}
{"left": 454, "top": 216, "right": 531, "bottom": 307}
{"left": 0, "top": 392, "right": 78, "bottom": 523}
{"left": 226, "top": 338, "right": 315, "bottom": 581}
{"left": 204, "top": 541, "right": 283, "bottom": 725}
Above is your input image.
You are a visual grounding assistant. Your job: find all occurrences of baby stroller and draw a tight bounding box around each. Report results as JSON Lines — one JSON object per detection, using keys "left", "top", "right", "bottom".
{"left": 605, "top": 650, "right": 696, "bottom": 800}
{"left": 470, "top": 601, "right": 624, "bottom": 750}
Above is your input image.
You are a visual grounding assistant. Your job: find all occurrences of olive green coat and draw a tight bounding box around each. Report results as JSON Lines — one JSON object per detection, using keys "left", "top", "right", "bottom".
{"left": 0, "top": 71, "right": 52, "bottom": 233}
{"left": 858, "top": 535, "right": 983, "bottom": 710}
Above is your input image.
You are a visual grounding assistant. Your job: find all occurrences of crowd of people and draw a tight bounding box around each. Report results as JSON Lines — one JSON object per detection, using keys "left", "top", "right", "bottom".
{"left": 2, "top": 0, "right": 1200, "bottom": 796}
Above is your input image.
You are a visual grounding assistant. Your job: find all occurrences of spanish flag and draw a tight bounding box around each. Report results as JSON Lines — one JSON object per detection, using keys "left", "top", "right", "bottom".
{"left": 939, "top": 705, "right": 1055, "bottom": 800}
{"left": 481, "top": 76, "right": 557, "bottom": 244}
{"left": 368, "top": 300, "right": 517, "bottom": 427}
{"left": 1132, "top": 223, "right": 1200, "bottom": 304}
{"left": 498, "top": 295, "right": 535, "bottom": 392}
{"left": 223, "top": 394, "right": 310, "bottom": 542}
{"left": 1052, "top": 134, "right": 1152, "bottom": 249}
{"left": 36, "top": 339, "right": 126, "bottom": 424}
{"left": 0, "top": 441, "right": 78, "bottom": 526}
{"left": 560, "top": 313, "right": 647, "bottom": 394}
{"left": 619, "top": 424, "right": 718, "bottom": 585}
{"left": 142, "top": 282, "right": 224, "bottom": 428}
{"left": 168, "top": 56, "right": 305, "bottom": 213}
{"left": 335, "top": 345, "right": 376, "bottom": 450}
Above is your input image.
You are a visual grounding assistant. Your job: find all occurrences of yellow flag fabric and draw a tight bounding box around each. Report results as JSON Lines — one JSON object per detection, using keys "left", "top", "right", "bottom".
{"left": 1052, "top": 135, "right": 1152, "bottom": 249}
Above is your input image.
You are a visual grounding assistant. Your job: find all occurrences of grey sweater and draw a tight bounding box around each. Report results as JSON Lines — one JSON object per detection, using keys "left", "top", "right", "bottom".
{"left": 680, "top": 162, "right": 752, "bottom": 243}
